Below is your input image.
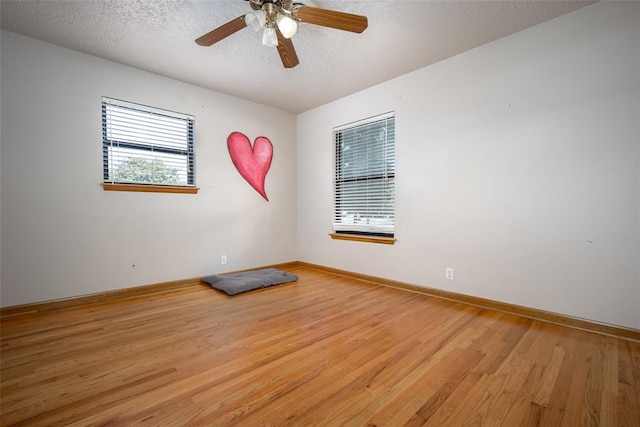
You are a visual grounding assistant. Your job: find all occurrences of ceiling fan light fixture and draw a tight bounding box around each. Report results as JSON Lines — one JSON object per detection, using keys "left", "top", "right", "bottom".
{"left": 276, "top": 14, "right": 298, "bottom": 39}
{"left": 262, "top": 26, "right": 278, "bottom": 47}
{"left": 245, "top": 10, "right": 266, "bottom": 32}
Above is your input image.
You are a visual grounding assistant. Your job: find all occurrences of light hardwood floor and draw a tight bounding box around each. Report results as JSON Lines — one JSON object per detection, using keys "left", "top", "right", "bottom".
{"left": 1, "top": 266, "right": 639, "bottom": 426}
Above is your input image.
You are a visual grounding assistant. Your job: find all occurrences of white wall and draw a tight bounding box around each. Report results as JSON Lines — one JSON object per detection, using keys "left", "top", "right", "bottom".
{"left": 297, "top": 1, "right": 640, "bottom": 329}
{"left": 0, "top": 30, "right": 297, "bottom": 307}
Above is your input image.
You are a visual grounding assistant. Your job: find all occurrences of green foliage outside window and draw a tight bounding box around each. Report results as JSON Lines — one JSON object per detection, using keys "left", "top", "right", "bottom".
{"left": 112, "top": 157, "right": 181, "bottom": 185}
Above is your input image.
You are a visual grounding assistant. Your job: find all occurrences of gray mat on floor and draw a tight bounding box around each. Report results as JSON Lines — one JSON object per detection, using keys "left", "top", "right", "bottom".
{"left": 202, "top": 268, "right": 298, "bottom": 296}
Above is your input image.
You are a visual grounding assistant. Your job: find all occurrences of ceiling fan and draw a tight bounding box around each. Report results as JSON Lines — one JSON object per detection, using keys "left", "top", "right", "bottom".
{"left": 195, "top": 0, "right": 368, "bottom": 69}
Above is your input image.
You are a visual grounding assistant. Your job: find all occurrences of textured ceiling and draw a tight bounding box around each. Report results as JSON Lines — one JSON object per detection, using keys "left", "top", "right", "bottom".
{"left": 1, "top": 0, "right": 595, "bottom": 113}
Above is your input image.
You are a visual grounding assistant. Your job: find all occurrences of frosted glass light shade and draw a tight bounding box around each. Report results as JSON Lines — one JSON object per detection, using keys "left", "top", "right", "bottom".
{"left": 245, "top": 10, "right": 266, "bottom": 32}
{"left": 276, "top": 15, "right": 298, "bottom": 39}
{"left": 262, "top": 26, "right": 278, "bottom": 47}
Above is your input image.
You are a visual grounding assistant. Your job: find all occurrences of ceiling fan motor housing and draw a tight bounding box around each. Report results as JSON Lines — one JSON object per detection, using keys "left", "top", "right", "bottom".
{"left": 248, "top": 0, "right": 316, "bottom": 13}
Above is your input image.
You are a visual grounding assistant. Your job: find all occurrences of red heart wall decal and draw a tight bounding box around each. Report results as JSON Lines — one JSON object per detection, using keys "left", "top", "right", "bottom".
{"left": 227, "top": 132, "right": 273, "bottom": 201}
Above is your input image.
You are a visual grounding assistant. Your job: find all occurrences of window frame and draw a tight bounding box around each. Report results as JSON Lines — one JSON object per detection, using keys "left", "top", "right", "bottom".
{"left": 332, "top": 112, "right": 396, "bottom": 244}
{"left": 101, "top": 97, "right": 197, "bottom": 194}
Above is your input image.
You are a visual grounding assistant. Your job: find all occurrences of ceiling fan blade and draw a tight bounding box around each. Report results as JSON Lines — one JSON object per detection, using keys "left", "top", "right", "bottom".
{"left": 276, "top": 29, "right": 299, "bottom": 68}
{"left": 195, "top": 16, "right": 247, "bottom": 46}
{"left": 294, "top": 6, "right": 368, "bottom": 33}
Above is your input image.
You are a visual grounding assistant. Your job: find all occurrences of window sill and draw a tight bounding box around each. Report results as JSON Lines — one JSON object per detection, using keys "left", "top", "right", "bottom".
{"left": 329, "top": 233, "right": 396, "bottom": 245}
{"left": 102, "top": 183, "right": 199, "bottom": 194}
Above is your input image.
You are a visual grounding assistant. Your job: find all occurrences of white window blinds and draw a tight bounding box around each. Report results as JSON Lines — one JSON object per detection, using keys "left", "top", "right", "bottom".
{"left": 102, "top": 97, "right": 195, "bottom": 186}
{"left": 333, "top": 112, "right": 395, "bottom": 235}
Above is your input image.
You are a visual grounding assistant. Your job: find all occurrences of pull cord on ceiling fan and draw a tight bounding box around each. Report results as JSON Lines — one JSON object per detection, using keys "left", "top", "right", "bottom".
{"left": 195, "top": 0, "right": 368, "bottom": 68}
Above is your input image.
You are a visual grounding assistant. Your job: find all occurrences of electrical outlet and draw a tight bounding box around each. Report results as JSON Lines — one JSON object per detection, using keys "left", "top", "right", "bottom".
{"left": 446, "top": 267, "right": 454, "bottom": 280}
{"left": 221, "top": 255, "right": 227, "bottom": 265}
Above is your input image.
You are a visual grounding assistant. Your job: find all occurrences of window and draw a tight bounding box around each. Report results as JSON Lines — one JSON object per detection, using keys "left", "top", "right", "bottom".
{"left": 102, "top": 97, "right": 196, "bottom": 193}
{"left": 333, "top": 112, "right": 395, "bottom": 240}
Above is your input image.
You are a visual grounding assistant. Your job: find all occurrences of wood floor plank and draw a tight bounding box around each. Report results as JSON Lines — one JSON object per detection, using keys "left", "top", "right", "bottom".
{"left": 617, "top": 339, "right": 640, "bottom": 427}
{"left": 1, "top": 266, "right": 638, "bottom": 425}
